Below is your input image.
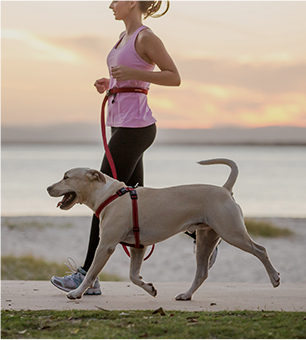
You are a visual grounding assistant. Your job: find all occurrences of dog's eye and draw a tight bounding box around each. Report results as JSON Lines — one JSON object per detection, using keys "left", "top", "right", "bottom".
{"left": 63, "top": 175, "right": 69, "bottom": 180}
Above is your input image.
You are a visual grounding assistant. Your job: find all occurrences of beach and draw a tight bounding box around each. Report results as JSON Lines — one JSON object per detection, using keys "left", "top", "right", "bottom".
{"left": 2, "top": 216, "right": 305, "bottom": 284}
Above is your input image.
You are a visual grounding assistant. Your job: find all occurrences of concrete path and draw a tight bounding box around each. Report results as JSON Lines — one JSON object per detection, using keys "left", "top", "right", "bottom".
{"left": 1, "top": 281, "right": 305, "bottom": 312}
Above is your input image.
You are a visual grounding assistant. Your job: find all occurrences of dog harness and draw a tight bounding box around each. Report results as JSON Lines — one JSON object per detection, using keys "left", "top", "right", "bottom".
{"left": 95, "top": 186, "right": 155, "bottom": 261}
{"left": 99, "top": 88, "right": 155, "bottom": 260}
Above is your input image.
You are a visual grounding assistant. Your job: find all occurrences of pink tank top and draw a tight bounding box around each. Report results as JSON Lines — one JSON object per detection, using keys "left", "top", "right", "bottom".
{"left": 106, "top": 25, "right": 156, "bottom": 128}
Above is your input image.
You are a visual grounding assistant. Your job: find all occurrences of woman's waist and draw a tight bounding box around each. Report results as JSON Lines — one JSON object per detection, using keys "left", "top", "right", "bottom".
{"left": 109, "top": 78, "right": 150, "bottom": 90}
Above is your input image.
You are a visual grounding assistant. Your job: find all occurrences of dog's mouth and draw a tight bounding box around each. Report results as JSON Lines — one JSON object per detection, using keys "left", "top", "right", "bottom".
{"left": 57, "top": 192, "right": 77, "bottom": 210}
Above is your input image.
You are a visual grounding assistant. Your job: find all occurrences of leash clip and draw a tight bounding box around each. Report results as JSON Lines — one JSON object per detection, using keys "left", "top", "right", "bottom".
{"left": 129, "top": 189, "right": 138, "bottom": 200}
{"left": 106, "top": 87, "right": 117, "bottom": 103}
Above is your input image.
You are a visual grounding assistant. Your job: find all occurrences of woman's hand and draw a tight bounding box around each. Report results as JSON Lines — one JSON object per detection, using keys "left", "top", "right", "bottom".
{"left": 94, "top": 78, "right": 110, "bottom": 94}
{"left": 111, "top": 65, "right": 134, "bottom": 82}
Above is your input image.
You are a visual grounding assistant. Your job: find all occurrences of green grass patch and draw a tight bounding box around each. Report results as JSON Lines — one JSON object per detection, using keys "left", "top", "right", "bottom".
{"left": 245, "top": 219, "right": 293, "bottom": 238}
{"left": 1, "top": 256, "right": 122, "bottom": 281}
{"left": 1, "top": 309, "right": 305, "bottom": 339}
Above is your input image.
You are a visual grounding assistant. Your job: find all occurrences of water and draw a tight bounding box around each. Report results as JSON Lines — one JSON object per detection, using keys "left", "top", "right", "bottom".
{"left": 1, "top": 143, "right": 306, "bottom": 217}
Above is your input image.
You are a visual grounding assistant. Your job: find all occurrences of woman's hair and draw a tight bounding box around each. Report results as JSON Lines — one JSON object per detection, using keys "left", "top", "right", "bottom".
{"left": 138, "top": 1, "right": 170, "bottom": 19}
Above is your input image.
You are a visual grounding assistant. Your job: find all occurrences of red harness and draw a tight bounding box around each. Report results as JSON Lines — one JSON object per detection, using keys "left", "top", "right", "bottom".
{"left": 99, "top": 88, "right": 154, "bottom": 261}
{"left": 95, "top": 186, "right": 155, "bottom": 261}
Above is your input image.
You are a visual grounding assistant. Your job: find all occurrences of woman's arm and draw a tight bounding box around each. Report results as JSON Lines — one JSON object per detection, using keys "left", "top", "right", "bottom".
{"left": 111, "top": 29, "right": 181, "bottom": 87}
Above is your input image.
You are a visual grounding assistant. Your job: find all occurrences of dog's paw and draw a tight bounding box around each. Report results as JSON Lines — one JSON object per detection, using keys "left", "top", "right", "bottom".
{"left": 271, "top": 272, "right": 281, "bottom": 288}
{"left": 144, "top": 282, "right": 157, "bottom": 297}
{"left": 66, "top": 290, "right": 82, "bottom": 300}
{"left": 149, "top": 283, "right": 157, "bottom": 297}
{"left": 175, "top": 293, "right": 192, "bottom": 301}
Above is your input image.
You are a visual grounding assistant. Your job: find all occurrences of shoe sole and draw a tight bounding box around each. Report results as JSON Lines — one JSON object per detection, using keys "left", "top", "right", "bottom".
{"left": 50, "top": 279, "right": 101, "bottom": 295}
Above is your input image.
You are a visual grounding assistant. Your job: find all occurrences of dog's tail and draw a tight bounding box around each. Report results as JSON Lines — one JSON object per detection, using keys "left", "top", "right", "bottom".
{"left": 197, "top": 158, "right": 238, "bottom": 193}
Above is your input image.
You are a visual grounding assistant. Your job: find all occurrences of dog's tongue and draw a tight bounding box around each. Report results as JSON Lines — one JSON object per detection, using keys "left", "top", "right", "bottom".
{"left": 57, "top": 199, "right": 64, "bottom": 208}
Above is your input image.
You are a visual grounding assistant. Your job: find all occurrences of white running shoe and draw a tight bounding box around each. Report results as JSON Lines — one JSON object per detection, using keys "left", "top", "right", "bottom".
{"left": 50, "top": 258, "right": 101, "bottom": 295}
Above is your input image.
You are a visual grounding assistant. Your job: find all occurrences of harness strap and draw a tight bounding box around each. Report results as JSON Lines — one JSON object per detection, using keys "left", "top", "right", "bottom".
{"left": 95, "top": 186, "right": 155, "bottom": 261}
{"left": 129, "top": 189, "right": 140, "bottom": 248}
{"left": 95, "top": 187, "right": 128, "bottom": 219}
{"left": 121, "top": 243, "right": 155, "bottom": 261}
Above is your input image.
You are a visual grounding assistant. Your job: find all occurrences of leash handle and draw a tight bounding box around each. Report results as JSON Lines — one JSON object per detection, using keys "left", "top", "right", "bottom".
{"left": 101, "top": 94, "right": 117, "bottom": 180}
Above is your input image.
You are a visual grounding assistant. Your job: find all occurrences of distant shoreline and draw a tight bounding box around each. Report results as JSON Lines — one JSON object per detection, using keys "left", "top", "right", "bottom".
{"left": 2, "top": 125, "right": 306, "bottom": 146}
{"left": 2, "top": 141, "right": 306, "bottom": 146}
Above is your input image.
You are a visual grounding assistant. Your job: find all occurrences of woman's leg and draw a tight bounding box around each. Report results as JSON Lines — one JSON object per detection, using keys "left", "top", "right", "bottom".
{"left": 82, "top": 124, "right": 156, "bottom": 271}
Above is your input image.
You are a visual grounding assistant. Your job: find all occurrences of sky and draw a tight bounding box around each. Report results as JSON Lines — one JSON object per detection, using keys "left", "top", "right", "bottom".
{"left": 2, "top": 1, "right": 306, "bottom": 129}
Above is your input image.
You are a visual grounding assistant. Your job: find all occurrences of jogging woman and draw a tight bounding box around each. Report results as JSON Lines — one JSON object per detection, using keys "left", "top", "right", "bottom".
{"left": 51, "top": 1, "right": 181, "bottom": 295}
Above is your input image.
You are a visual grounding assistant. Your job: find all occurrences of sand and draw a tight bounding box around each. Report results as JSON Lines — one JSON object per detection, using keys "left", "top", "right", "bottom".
{"left": 1, "top": 216, "right": 306, "bottom": 311}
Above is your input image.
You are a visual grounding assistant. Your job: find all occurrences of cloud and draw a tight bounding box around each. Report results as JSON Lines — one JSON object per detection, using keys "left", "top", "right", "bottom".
{"left": 176, "top": 58, "right": 306, "bottom": 95}
{"left": 43, "top": 34, "right": 112, "bottom": 62}
{"left": 2, "top": 30, "right": 306, "bottom": 129}
{"left": 149, "top": 78, "right": 306, "bottom": 129}
{"left": 1, "top": 29, "right": 79, "bottom": 62}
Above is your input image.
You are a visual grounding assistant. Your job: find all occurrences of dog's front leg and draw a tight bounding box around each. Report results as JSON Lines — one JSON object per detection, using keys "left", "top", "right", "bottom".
{"left": 129, "top": 247, "right": 157, "bottom": 297}
{"left": 67, "top": 243, "right": 116, "bottom": 300}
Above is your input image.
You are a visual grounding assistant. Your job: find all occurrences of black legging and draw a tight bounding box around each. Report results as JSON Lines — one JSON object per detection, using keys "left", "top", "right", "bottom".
{"left": 82, "top": 123, "right": 156, "bottom": 271}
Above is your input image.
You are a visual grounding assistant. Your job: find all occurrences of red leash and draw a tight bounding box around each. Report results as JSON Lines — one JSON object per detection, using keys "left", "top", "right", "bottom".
{"left": 99, "top": 87, "right": 154, "bottom": 261}
{"left": 100, "top": 87, "right": 148, "bottom": 180}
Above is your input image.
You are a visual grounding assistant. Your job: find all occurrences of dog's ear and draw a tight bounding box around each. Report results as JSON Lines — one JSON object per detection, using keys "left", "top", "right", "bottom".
{"left": 86, "top": 169, "right": 106, "bottom": 183}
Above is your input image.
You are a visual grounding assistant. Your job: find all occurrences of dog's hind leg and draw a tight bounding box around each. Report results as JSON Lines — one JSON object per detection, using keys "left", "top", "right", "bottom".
{"left": 129, "top": 247, "right": 157, "bottom": 297}
{"left": 175, "top": 228, "right": 220, "bottom": 301}
{"left": 213, "top": 215, "right": 280, "bottom": 288}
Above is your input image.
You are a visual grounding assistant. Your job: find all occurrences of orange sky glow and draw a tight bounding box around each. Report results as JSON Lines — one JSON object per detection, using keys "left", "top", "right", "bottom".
{"left": 2, "top": 1, "right": 306, "bottom": 129}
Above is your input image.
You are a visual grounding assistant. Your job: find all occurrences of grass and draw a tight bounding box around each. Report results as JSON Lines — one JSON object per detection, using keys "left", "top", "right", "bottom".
{"left": 1, "top": 218, "right": 73, "bottom": 231}
{"left": 1, "top": 256, "right": 122, "bottom": 281}
{"left": 245, "top": 219, "right": 293, "bottom": 238}
{"left": 1, "top": 309, "right": 305, "bottom": 339}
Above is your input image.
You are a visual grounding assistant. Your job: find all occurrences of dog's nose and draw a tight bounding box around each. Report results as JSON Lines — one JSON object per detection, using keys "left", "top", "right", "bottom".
{"left": 47, "top": 186, "right": 52, "bottom": 193}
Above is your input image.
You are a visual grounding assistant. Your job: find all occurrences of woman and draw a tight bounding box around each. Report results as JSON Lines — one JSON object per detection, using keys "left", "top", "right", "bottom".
{"left": 51, "top": 1, "right": 180, "bottom": 295}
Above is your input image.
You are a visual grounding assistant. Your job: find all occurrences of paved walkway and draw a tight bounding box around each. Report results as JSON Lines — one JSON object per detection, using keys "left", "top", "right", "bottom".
{"left": 1, "top": 281, "right": 305, "bottom": 312}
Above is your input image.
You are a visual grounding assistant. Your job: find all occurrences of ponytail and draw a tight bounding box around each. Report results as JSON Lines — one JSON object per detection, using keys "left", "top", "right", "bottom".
{"left": 139, "top": 1, "right": 170, "bottom": 19}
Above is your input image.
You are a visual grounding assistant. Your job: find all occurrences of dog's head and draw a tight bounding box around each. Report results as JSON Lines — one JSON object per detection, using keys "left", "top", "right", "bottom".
{"left": 47, "top": 168, "right": 105, "bottom": 210}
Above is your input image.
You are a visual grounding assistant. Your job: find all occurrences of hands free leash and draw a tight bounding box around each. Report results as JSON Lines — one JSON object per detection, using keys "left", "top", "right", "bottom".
{"left": 97, "top": 87, "right": 155, "bottom": 261}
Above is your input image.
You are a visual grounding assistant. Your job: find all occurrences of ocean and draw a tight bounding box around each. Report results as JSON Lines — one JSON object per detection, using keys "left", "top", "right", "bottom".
{"left": 1, "top": 143, "right": 306, "bottom": 217}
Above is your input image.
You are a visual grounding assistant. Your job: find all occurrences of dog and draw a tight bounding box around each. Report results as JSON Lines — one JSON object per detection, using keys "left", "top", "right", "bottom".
{"left": 47, "top": 158, "right": 280, "bottom": 301}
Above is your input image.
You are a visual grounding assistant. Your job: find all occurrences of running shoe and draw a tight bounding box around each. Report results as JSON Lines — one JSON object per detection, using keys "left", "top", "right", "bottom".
{"left": 50, "top": 257, "right": 101, "bottom": 295}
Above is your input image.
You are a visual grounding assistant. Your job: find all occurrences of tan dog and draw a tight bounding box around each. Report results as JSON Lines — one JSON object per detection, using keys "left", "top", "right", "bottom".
{"left": 47, "top": 158, "right": 280, "bottom": 301}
